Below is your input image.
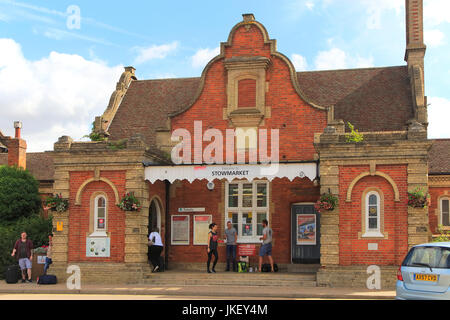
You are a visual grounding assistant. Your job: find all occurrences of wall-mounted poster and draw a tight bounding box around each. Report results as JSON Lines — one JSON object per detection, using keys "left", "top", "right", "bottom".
{"left": 296, "top": 214, "right": 316, "bottom": 245}
{"left": 171, "top": 215, "right": 190, "bottom": 245}
{"left": 193, "top": 215, "right": 212, "bottom": 245}
{"left": 86, "top": 237, "right": 111, "bottom": 257}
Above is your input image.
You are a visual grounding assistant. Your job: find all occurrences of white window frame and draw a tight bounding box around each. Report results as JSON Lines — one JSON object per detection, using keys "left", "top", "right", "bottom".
{"left": 91, "top": 194, "right": 107, "bottom": 237}
{"left": 440, "top": 197, "right": 450, "bottom": 228}
{"left": 362, "top": 191, "right": 384, "bottom": 238}
{"left": 225, "top": 180, "right": 269, "bottom": 243}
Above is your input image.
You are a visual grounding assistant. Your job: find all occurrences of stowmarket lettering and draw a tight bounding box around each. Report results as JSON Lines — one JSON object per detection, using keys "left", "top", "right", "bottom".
{"left": 212, "top": 168, "right": 250, "bottom": 177}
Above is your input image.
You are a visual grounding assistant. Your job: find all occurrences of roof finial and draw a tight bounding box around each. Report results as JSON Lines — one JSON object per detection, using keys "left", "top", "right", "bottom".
{"left": 242, "top": 13, "right": 255, "bottom": 22}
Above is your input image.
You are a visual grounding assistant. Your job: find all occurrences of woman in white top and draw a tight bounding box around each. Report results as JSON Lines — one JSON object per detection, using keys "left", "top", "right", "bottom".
{"left": 148, "top": 227, "right": 164, "bottom": 272}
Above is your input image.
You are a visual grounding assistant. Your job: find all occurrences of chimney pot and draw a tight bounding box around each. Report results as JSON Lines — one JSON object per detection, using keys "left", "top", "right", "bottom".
{"left": 14, "top": 121, "right": 22, "bottom": 139}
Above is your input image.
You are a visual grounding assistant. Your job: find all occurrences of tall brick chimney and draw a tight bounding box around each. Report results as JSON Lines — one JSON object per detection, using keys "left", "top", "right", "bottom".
{"left": 405, "top": 0, "right": 426, "bottom": 69}
{"left": 7, "top": 121, "right": 27, "bottom": 169}
{"left": 404, "top": 0, "right": 427, "bottom": 125}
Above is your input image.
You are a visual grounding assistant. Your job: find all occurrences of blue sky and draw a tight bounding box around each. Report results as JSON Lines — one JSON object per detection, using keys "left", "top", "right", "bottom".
{"left": 0, "top": 0, "right": 449, "bottom": 152}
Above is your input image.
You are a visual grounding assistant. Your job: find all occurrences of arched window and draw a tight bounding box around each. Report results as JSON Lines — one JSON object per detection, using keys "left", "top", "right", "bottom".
{"left": 94, "top": 195, "right": 107, "bottom": 233}
{"left": 362, "top": 191, "right": 383, "bottom": 237}
{"left": 441, "top": 197, "right": 450, "bottom": 227}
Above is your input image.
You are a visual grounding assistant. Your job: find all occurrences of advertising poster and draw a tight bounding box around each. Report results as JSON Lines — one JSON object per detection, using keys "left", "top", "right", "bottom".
{"left": 171, "top": 215, "right": 190, "bottom": 245}
{"left": 296, "top": 214, "right": 316, "bottom": 245}
{"left": 193, "top": 215, "right": 212, "bottom": 245}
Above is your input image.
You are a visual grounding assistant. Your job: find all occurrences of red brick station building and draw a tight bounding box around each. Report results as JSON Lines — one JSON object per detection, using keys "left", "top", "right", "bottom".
{"left": 1, "top": 1, "right": 449, "bottom": 287}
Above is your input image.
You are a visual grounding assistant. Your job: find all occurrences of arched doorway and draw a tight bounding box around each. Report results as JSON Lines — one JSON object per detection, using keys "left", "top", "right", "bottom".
{"left": 147, "top": 198, "right": 162, "bottom": 260}
{"left": 148, "top": 199, "right": 162, "bottom": 236}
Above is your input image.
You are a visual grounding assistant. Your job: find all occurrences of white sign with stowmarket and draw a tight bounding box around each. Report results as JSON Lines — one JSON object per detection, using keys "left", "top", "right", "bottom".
{"left": 144, "top": 163, "right": 317, "bottom": 183}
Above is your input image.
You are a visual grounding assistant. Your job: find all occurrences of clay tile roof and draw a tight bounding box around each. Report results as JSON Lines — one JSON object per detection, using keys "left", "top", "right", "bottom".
{"left": 0, "top": 152, "right": 54, "bottom": 181}
{"left": 107, "top": 77, "right": 201, "bottom": 146}
{"left": 26, "top": 152, "right": 54, "bottom": 181}
{"left": 107, "top": 66, "right": 414, "bottom": 146}
{"left": 297, "top": 66, "right": 414, "bottom": 132}
{"left": 429, "top": 139, "right": 450, "bottom": 174}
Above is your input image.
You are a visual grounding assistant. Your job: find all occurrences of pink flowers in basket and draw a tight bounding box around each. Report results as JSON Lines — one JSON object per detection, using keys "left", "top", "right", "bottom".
{"left": 314, "top": 193, "right": 339, "bottom": 213}
{"left": 117, "top": 192, "right": 142, "bottom": 212}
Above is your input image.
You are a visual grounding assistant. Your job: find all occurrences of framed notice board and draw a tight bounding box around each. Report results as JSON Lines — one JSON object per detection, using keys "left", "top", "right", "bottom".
{"left": 193, "top": 215, "right": 212, "bottom": 245}
{"left": 171, "top": 215, "right": 190, "bottom": 245}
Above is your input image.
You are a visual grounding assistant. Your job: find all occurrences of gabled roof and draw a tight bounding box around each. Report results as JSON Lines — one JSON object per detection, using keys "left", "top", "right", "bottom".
{"left": 0, "top": 152, "right": 54, "bottom": 181}
{"left": 107, "top": 77, "right": 201, "bottom": 147}
{"left": 429, "top": 139, "right": 450, "bottom": 174}
{"left": 0, "top": 130, "right": 8, "bottom": 151}
{"left": 107, "top": 65, "right": 414, "bottom": 146}
{"left": 297, "top": 66, "right": 414, "bottom": 132}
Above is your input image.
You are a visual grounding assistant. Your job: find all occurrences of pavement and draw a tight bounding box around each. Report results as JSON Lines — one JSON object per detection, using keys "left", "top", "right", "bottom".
{"left": 0, "top": 280, "right": 396, "bottom": 300}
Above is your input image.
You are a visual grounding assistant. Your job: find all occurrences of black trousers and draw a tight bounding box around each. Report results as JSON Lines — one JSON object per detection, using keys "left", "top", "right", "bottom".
{"left": 207, "top": 249, "right": 218, "bottom": 271}
{"left": 149, "top": 245, "right": 163, "bottom": 269}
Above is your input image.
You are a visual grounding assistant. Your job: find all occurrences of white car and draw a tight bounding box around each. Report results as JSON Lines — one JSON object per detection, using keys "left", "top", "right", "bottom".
{"left": 396, "top": 242, "right": 450, "bottom": 300}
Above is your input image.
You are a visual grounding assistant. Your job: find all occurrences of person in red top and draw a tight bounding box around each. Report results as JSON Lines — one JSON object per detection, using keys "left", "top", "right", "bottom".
{"left": 11, "top": 232, "right": 34, "bottom": 283}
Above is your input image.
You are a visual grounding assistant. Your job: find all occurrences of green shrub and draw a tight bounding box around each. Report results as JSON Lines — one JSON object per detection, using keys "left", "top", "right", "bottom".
{"left": 83, "top": 121, "right": 107, "bottom": 142}
{"left": 433, "top": 225, "right": 450, "bottom": 242}
{"left": 346, "top": 122, "right": 364, "bottom": 143}
{"left": 0, "top": 214, "right": 53, "bottom": 279}
{"left": 0, "top": 165, "right": 42, "bottom": 224}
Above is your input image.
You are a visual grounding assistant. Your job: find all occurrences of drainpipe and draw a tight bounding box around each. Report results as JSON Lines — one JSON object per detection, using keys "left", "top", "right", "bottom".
{"left": 164, "top": 180, "right": 170, "bottom": 270}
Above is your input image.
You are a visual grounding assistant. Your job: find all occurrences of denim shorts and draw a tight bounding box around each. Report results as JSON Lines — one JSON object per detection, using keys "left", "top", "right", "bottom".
{"left": 18, "top": 258, "right": 32, "bottom": 270}
{"left": 259, "top": 243, "right": 272, "bottom": 257}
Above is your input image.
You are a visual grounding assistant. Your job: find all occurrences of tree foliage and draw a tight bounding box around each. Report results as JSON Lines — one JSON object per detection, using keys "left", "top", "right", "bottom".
{"left": 0, "top": 214, "right": 53, "bottom": 279}
{"left": 0, "top": 165, "right": 42, "bottom": 224}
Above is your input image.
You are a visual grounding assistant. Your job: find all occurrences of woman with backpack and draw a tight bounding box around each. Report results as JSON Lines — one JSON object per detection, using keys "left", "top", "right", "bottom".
{"left": 207, "top": 223, "right": 219, "bottom": 273}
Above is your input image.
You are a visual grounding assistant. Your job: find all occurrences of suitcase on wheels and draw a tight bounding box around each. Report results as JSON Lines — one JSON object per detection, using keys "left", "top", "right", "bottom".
{"left": 5, "top": 265, "right": 19, "bottom": 284}
{"left": 37, "top": 274, "right": 57, "bottom": 285}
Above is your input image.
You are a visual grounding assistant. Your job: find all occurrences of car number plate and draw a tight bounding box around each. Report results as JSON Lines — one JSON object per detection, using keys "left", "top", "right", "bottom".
{"left": 414, "top": 273, "right": 438, "bottom": 282}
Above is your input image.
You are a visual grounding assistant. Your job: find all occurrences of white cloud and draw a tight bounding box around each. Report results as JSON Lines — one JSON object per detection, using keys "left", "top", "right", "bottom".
{"left": 133, "top": 41, "right": 179, "bottom": 65}
{"left": 428, "top": 97, "right": 450, "bottom": 138}
{"left": 314, "top": 48, "right": 347, "bottom": 70}
{"left": 359, "top": 0, "right": 403, "bottom": 30}
{"left": 424, "top": 0, "right": 450, "bottom": 26}
{"left": 191, "top": 47, "right": 220, "bottom": 69}
{"left": 305, "top": 1, "right": 315, "bottom": 10}
{"left": 424, "top": 29, "right": 445, "bottom": 47}
{"left": 39, "top": 27, "right": 116, "bottom": 46}
{"left": 313, "top": 47, "right": 374, "bottom": 71}
{"left": 354, "top": 55, "right": 374, "bottom": 68}
{"left": 0, "top": 38, "right": 123, "bottom": 152}
{"left": 291, "top": 54, "right": 308, "bottom": 71}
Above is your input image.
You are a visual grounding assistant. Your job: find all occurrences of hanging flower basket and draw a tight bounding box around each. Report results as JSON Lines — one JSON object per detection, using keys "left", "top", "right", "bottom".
{"left": 44, "top": 194, "right": 69, "bottom": 212}
{"left": 314, "top": 193, "right": 339, "bottom": 213}
{"left": 117, "top": 192, "right": 141, "bottom": 212}
{"left": 33, "top": 246, "right": 48, "bottom": 254}
{"left": 408, "top": 188, "right": 430, "bottom": 208}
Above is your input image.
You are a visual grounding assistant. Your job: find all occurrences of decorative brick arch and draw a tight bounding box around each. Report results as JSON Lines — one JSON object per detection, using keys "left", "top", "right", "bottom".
{"left": 75, "top": 177, "right": 120, "bottom": 205}
{"left": 149, "top": 195, "right": 164, "bottom": 233}
{"left": 346, "top": 171, "right": 400, "bottom": 202}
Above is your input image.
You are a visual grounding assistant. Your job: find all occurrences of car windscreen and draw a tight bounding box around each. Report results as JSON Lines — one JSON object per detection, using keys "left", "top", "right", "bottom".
{"left": 402, "top": 246, "right": 450, "bottom": 269}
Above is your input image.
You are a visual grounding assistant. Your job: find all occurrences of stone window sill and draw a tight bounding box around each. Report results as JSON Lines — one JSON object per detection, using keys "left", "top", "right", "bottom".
{"left": 361, "top": 232, "right": 384, "bottom": 239}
